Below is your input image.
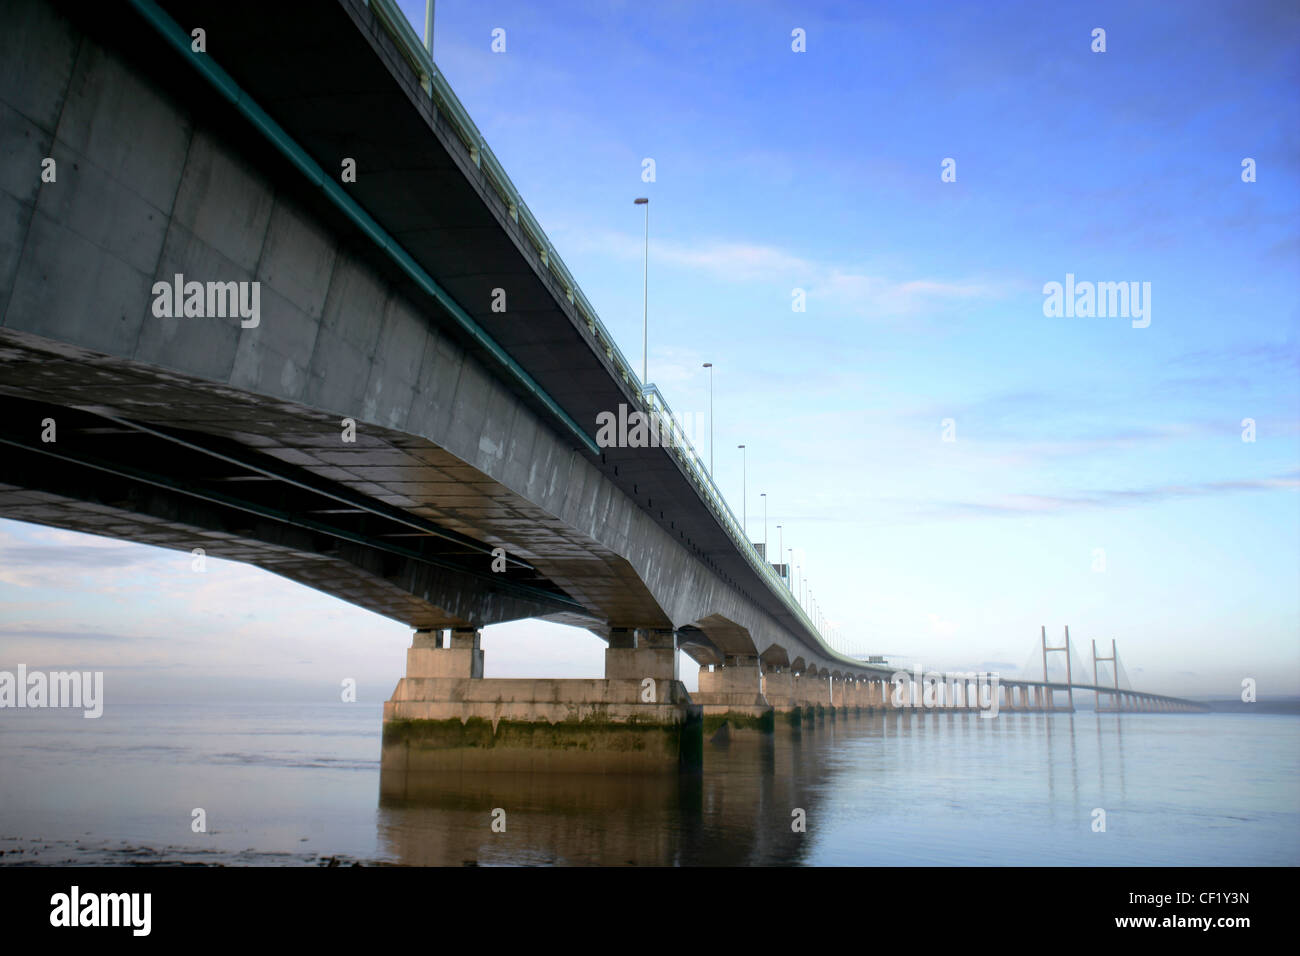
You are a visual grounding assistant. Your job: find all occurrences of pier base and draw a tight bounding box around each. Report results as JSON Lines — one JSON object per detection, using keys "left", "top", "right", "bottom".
{"left": 693, "top": 656, "right": 775, "bottom": 739}
{"left": 761, "top": 669, "right": 804, "bottom": 728}
{"left": 382, "top": 628, "right": 703, "bottom": 773}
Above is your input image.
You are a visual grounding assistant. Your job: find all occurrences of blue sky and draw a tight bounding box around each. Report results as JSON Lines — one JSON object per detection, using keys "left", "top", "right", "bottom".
{"left": 2, "top": 0, "right": 1297, "bottom": 699}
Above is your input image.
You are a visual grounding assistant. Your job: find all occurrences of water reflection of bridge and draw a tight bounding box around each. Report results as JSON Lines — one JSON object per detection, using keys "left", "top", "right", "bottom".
{"left": 376, "top": 708, "right": 1162, "bottom": 866}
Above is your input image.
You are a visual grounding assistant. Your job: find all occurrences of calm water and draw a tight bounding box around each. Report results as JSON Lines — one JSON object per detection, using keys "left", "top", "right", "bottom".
{"left": 1, "top": 701, "right": 1296, "bottom": 865}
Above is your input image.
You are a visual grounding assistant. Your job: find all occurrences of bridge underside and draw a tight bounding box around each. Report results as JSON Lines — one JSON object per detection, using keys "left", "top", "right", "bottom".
{"left": 0, "top": 330, "right": 665, "bottom": 631}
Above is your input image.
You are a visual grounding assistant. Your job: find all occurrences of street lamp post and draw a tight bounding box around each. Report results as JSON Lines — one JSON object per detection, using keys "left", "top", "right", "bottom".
{"left": 761, "top": 493, "right": 767, "bottom": 561}
{"left": 634, "top": 197, "right": 649, "bottom": 385}
{"left": 787, "top": 548, "right": 793, "bottom": 593}
{"left": 738, "top": 445, "right": 746, "bottom": 536}
{"left": 702, "top": 362, "right": 714, "bottom": 476}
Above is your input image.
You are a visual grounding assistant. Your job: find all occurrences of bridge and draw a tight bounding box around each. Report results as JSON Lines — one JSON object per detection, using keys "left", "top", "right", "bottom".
{"left": 0, "top": 0, "right": 1205, "bottom": 773}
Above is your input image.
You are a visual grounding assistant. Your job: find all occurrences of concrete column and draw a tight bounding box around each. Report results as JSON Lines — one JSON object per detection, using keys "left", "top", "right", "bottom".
{"left": 805, "top": 671, "right": 827, "bottom": 720}
{"left": 695, "top": 654, "right": 774, "bottom": 736}
{"left": 763, "top": 668, "right": 801, "bottom": 727}
{"left": 764, "top": 668, "right": 794, "bottom": 708}
{"left": 404, "top": 627, "right": 484, "bottom": 679}
{"left": 832, "top": 676, "right": 846, "bottom": 709}
{"left": 606, "top": 627, "right": 678, "bottom": 682}
{"left": 697, "top": 655, "right": 762, "bottom": 696}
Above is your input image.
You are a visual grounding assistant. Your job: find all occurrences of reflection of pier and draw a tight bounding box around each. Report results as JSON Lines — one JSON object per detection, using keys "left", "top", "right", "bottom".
{"left": 377, "top": 705, "right": 1156, "bottom": 866}
{"left": 378, "top": 726, "right": 837, "bottom": 866}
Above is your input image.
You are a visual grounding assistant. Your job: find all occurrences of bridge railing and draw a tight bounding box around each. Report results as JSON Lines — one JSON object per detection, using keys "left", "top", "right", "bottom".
{"left": 367, "top": 0, "right": 643, "bottom": 396}
{"left": 642, "top": 385, "right": 834, "bottom": 648}
{"left": 367, "top": 0, "right": 847, "bottom": 660}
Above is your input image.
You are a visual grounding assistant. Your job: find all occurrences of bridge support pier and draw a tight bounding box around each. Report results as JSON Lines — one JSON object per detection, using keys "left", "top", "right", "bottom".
{"left": 693, "top": 655, "right": 775, "bottom": 739}
{"left": 382, "top": 626, "right": 703, "bottom": 773}
{"left": 810, "top": 674, "right": 829, "bottom": 722}
{"left": 830, "top": 676, "right": 847, "bottom": 719}
{"left": 762, "top": 668, "right": 802, "bottom": 728}
{"left": 794, "top": 672, "right": 826, "bottom": 724}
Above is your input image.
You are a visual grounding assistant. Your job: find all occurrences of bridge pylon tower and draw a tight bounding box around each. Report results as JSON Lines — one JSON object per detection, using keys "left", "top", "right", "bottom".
{"left": 1040, "top": 625, "right": 1075, "bottom": 713}
{"left": 1092, "top": 638, "right": 1121, "bottom": 713}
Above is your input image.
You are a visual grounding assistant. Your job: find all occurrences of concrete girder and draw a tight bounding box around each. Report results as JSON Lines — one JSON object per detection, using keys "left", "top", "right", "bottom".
{"left": 674, "top": 625, "right": 723, "bottom": 667}
{"left": 688, "top": 613, "right": 761, "bottom": 661}
{"left": 759, "top": 643, "right": 791, "bottom": 671}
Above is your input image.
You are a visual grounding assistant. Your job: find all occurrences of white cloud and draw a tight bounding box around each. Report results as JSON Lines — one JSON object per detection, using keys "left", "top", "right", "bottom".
{"left": 571, "top": 226, "right": 1007, "bottom": 319}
